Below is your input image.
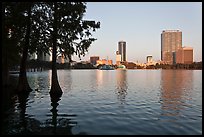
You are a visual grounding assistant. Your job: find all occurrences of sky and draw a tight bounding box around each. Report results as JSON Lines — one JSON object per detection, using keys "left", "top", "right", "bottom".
{"left": 72, "top": 2, "right": 202, "bottom": 63}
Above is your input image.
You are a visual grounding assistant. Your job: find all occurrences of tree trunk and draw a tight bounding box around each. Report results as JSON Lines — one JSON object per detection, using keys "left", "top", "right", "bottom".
{"left": 50, "top": 2, "right": 62, "bottom": 97}
{"left": 16, "top": 3, "right": 32, "bottom": 93}
{"left": 2, "top": 58, "right": 9, "bottom": 87}
{"left": 2, "top": 3, "right": 10, "bottom": 87}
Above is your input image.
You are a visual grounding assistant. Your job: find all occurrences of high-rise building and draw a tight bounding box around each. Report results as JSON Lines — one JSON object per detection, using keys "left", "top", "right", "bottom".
{"left": 90, "top": 56, "right": 100, "bottom": 65}
{"left": 57, "top": 55, "right": 65, "bottom": 64}
{"left": 37, "top": 51, "right": 51, "bottom": 62}
{"left": 146, "top": 55, "right": 153, "bottom": 64}
{"left": 118, "top": 41, "right": 126, "bottom": 62}
{"left": 107, "top": 60, "right": 113, "bottom": 65}
{"left": 116, "top": 51, "right": 121, "bottom": 65}
{"left": 29, "top": 53, "right": 37, "bottom": 60}
{"left": 176, "top": 47, "right": 193, "bottom": 64}
{"left": 161, "top": 30, "right": 182, "bottom": 64}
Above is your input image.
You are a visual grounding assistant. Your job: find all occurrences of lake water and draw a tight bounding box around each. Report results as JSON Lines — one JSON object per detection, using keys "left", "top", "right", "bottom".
{"left": 3, "top": 69, "right": 202, "bottom": 135}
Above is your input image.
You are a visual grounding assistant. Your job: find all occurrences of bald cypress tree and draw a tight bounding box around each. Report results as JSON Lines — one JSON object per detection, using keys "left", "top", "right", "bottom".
{"left": 46, "top": 2, "right": 100, "bottom": 96}
{"left": 3, "top": 2, "right": 50, "bottom": 92}
{"left": 16, "top": 2, "right": 33, "bottom": 92}
{"left": 3, "top": 2, "right": 100, "bottom": 95}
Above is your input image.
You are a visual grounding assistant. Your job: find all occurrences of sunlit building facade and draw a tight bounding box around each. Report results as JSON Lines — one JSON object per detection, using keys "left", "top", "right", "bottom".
{"left": 176, "top": 47, "right": 193, "bottom": 64}
{"left": 90, "top": 56, "right": 100, "bottom": 65}
{"left": 96, "top": 59, "right": 113, "bottom": 65}
{"left": 116, "top": 51, "right": 122, "bottom": 65}
{"left": 37, "top": 52, "right": 51, "bottom": 62}
{"left": 57, "top": 54, "right": 65, "bottom": 64}
{"left": 161, "top": 30, "right": 182, "bottom": 64}
{"left": 29, "top": 47, "right": 52, "bottom": 62}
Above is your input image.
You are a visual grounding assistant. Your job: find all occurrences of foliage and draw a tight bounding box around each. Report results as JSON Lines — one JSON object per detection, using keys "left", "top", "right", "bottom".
{"left": 3, "top": 2, "right": 52, "bottom": 68}
{"left": 3, "top": 2, "right": 100, "bottom": 67}
{"left": 45, "top": 2, "right": 100, "bottom": 61}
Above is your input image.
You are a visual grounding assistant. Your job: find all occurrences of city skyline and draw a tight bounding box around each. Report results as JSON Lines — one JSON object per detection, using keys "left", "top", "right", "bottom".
{"left": 72, "top": 2, "right": 202, "bottom": 63}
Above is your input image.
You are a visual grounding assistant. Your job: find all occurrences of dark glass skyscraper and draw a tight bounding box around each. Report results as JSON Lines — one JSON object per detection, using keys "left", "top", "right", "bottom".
{"left": 118, "top": 41, "right": 126, "bottom": 62}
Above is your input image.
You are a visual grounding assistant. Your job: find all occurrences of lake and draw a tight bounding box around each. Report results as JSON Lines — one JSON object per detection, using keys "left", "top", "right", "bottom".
{"left": 2, "top": 69, "right": 202, "bottom": 135}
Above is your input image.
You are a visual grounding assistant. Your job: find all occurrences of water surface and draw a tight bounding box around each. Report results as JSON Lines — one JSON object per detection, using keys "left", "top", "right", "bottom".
{"left": 3, "top": 69, "right": 202, "bottom": 135}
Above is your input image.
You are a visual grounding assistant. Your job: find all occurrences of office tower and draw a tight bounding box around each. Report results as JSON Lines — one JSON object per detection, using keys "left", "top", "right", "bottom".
{"left": 161, "top": 30, "right": 182, "bottom": 64}
{"left": 90, "top": 56, "right": 100, "bottom": 65}
{"left": 118, "top": 41, "right": 126, "bottom": 62}
{"left": 176, "top": 47, "right": 193, "bottom": 64}
{"left": 107, "top": 60, "right": 113, "bottom": 65}
{"left": 37, "top": 51, "right": 51, "bottom": 62}
{"left": 146, "top": 55, "right": 153, "bottom": 64}
{"left": 116, "top": 51, "right": 121, "bottom": 65}
{"left": 29, "top": 53, "right": 37, "bottom": 60}
{"left": 57, "top": 54, "right": 65, "bottom": 64}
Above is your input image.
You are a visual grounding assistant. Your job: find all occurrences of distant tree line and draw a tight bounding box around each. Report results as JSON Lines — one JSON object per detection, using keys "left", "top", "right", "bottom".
{"left": 72, "top": 62, "right": 96, "bottom": 69}
{"left": 25, "top": 59, "right": 71, "bottom": 71}
{"left": 146, "top": 62, "right": 202, "bottom": 69}
{"left": 26, "top": 60, "right": 201, "bottom": 70}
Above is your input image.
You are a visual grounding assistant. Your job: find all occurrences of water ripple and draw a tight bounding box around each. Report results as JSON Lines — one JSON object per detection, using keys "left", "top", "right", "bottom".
{"left": 3, "top": 70, "right": 202, "bottom": 135}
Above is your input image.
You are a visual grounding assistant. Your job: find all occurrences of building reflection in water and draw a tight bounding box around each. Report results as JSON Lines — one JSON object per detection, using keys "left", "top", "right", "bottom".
{"left": 58, "top": 70, "right": 72, "bottom": 92}
{"left": 27, "top": 71, "right": 50, "bottom": 100}
{"left": 159, "top": 70, "right": 193, "bottom": 122}
{"left": 96, "top": 70, "right": 104, "bottom": 87}
{"left": 115, "top": 70, "right": 128, "bottom": 104}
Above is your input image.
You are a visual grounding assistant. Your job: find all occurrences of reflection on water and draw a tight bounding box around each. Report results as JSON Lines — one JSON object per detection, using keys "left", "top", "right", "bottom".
{"left": 96, "top": 70, "right": 104, "bottom": 87}
{"left": 115, "top": 70, "right": 128, "bottom": 104}
{"left": 2, "top": 91, "right": 36, "bottom": 135}
{"left": 50, "top": 93, "right": 62, "bottom": 134}
{"left": 17, "top": 92, "right": 31, "bottom": 134}
{"left": 48, "top": 70, "right": 52, "bottom": 89}
{"left": 2, "top": 70, "right": 202, "bottom": 135}
{"left": 3, "top": 92, "right": 78, "bottom": 135}
{"left": 57, "top": 70, "right": 72, "bottom": 91}
{"left": 44, "top": 93, "right": 77, "bottom": 135}
{"left": 160, "top": 70, "right": 193, "bottom": 121}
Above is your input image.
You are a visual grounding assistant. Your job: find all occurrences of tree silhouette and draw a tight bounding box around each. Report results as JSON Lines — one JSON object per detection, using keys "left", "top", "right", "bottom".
{"left": 46, "top": 2, "right": 100, "bottom": 96}
{"left": 2, "top": 2, "right": 21, "bottom": 87}
{"left": 16, "top": 2, "right": 33, "bottom": 92}
{"left": 2, "top": 2, "right": 52, "bottom": 92}
{"left": 16, "top": 2, "right": 52, "bottom": 93}
{"left": 2, "top": 2, "right": 100, "bottom": 95}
